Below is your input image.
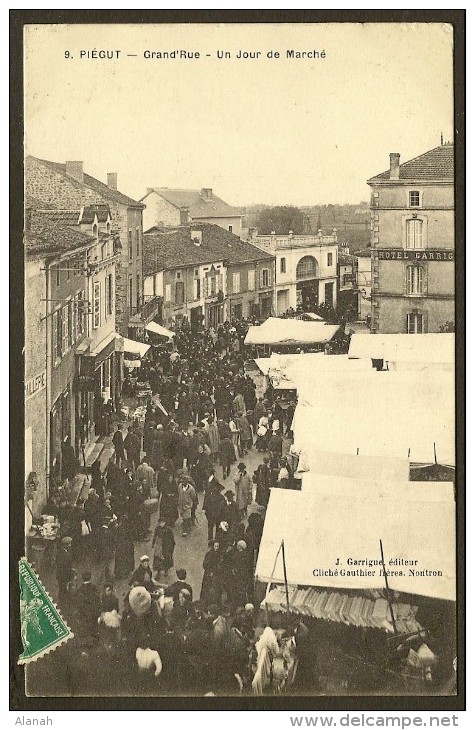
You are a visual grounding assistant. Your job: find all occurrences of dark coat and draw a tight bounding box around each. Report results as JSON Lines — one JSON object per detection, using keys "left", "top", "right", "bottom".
{"left": 56, "top": 547, "right": 74, "bottom": 585}
{"left": 203, "top": 487, "right": 226, "bottom": 523}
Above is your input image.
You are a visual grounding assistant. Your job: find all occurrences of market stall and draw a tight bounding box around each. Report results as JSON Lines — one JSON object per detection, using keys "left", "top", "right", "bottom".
{"left": 244, "top": 317, "right": 341, "bottom": 350}
{"left": 292, "top": 370, "right": 455, "bottom": 467}
{"left": 348, "top": 332, "right": 454, "bottom": 370}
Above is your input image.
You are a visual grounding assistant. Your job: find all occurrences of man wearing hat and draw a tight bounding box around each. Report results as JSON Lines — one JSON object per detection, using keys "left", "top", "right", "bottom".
{"left": 129, "top": 555, "right": 156, "bottom": 594}
{"left": 203, "top": 475, "right": 226, "bottom": 542}
{"left": 56, "top": 536, "right": 75, "bottom": 605}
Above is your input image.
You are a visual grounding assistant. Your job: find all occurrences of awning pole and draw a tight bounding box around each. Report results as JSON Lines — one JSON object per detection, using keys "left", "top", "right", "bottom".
{"left": 281, "top": 540, "right": 290, "bottom": 613}
{"left": 379, "top": 538, "right": 398, "bottom": 636}
{"left": 264, "top": 541, "right": 283, "bottom": 625}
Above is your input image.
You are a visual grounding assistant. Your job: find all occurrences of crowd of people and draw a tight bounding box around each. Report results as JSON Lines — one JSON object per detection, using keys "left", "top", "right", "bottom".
{"left": 43, "top": 320, "right": 311, "bottom": 695}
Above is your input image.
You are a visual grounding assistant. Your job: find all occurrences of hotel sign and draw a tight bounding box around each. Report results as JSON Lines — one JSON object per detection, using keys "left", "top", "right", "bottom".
{"left": 25, "top": 371, "right": 46, "bottom": 400}
{"left": 377, "top": 249, "right": 454, "bottom": 261}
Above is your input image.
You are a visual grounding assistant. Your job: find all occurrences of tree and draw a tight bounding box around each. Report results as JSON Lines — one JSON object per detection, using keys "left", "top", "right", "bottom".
{"left": 439, "top": 321, "right": 455, "bottom": 333}
{"left": 256, "top": 206, "right": 305, "bottom": 235}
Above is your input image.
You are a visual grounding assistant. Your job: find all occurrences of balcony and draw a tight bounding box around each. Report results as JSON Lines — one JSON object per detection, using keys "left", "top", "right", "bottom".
{"left": 128, "top": 296, "right": 161, "bottom": 325}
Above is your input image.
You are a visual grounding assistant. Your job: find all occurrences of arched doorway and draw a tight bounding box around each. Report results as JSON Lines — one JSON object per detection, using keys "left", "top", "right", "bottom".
{"left": 296, "top": 255, "right": 319, "bottom": 311}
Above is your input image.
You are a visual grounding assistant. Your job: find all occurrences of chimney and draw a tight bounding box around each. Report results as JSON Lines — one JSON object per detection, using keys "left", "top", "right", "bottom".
{"left": 65, "top": 161, "right": 84, "bottom": 183}
{"left": 201, "top": 188, "right": 213, "bottom": 200}
{"left": 180, "top": 206, "right": 190, "bottom": 225}
{"left": 389, "top": 153, "right": 400, "bottom": 180}
{"left": 107, "top": 173, "right": 118, "bottom": 190}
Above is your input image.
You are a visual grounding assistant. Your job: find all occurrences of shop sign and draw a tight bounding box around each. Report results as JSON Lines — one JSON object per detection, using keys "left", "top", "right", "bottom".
{"left": 25, "top": 371, "right": 46, "bottom": 400}
{"left": 377, "top": 249, "right": 454, "bottom": 261}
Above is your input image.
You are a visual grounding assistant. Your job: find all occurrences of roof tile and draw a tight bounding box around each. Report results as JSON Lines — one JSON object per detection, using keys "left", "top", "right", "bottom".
{"left": 143, "top": 223, "right": 273, "bottom": 276}
{"left": 368, "top": 145, "right": 454, "bottom": 182}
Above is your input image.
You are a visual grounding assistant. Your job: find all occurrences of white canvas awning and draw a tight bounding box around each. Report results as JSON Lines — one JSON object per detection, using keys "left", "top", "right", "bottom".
{"left": 348, "top": 333, "right": 454, "bottom": 367}
{"left": 121, "top": 337, "right": 151, "bottom": 358}
{"left": 267, "top": 353, "right": 373, "bottom": 390}
{"left": 293, "top": 370, "right": 455, "bottom": 466}
{"left": 245, "top": 317, "right": 340, "bottom": 346}
{"left": 145, "top": 321, "right": 174, "bottom": 339}
{"left": 255, "top": 481, "right": 456, "bottom": 601}
{"left": 296, "top": 449, "right": 410, "bottom": 482}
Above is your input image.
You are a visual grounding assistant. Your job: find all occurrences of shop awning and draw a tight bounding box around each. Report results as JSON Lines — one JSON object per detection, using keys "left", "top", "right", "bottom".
{"left": 293, "top": 369, "right": 455, "bottom": 466}
{"left": 121, "top": 337, "right": 151, "bottom": 358}
{"left": 255, "top": 480, "right": 456, "bottom": 601}
{"left": 348, "top": 333, "right": 454, "bottom": 367}
{"left": 145, "top": 321, "right": 174, "bottom": 339}
{"left": 244, "top": 317, "right": 340, "bottom": 346}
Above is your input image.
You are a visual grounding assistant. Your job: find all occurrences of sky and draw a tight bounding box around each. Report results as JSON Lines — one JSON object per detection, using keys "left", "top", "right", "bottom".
{"left": 24, "top": 23, "right": 454, "bottom": 207}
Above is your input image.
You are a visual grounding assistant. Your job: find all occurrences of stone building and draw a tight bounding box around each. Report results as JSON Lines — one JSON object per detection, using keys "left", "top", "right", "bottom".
{"left": 143, "top": 223, "right": 275, "bottom": 329}
{"left": 249, "top": 231, "right": 339, "bottom": 315}
{"left": 141, "top": 187, "right": 243, "bottom": 238}
{"left": 367, "top": 143, "right": 454, "bottom": 334}
{"left": 25, "top": 157, "right": 147, "bottom": 335}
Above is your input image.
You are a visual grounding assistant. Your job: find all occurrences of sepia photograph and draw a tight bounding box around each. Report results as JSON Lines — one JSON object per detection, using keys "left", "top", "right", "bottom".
{"left": 12, "top": 13, "right": 464, "bottom": 707}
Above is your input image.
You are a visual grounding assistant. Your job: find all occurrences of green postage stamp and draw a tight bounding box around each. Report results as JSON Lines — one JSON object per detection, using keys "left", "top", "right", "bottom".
{"left": 18, "top": 557, "right": 73, "bottom": 664}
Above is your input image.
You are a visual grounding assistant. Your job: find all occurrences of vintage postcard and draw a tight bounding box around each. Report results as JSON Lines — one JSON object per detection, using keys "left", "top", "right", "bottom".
{"left": 14, "top": 14, "right": 463, "bottom": 707}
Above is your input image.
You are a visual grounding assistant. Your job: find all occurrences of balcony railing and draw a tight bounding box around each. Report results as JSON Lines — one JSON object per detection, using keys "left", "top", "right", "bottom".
{"left": 128, "top": 296, "right": 161, "bottom": 323}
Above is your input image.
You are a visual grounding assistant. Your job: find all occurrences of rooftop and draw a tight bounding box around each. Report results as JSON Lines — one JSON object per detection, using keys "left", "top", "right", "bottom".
{"left": 143, "top": 187, "right": 243, "bottom": 219}
{"left": 143, "top": 223, "right": 273, "bottom": 276}
{"left": 25, "top": 211, "right": 96, "bottom": 260}
{"left": 27, "top": 156, "right": 145, "bottom": 208}
{"left": 368, "top": 144, "right": 454, "bottom": 183}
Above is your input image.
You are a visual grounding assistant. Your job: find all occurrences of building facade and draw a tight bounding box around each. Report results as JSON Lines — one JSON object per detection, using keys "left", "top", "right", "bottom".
{"left": 25, "top": 205, "right": 122, "bottom": 510}
{"left": 337, "top": 250, "right": 357, "bottom": 316}
{"left": 143, "top": 224, "right": 274, "bottom": 328}
{"left": 25, "top": 157, "right": 147, "bottom": 336}
{"left": 367, "top": 144, "right": 454, "bottom": 334}
{"left": 141, "top": 187, "right": 243, "bottom": 238}
{"left": 355, "top": 250, "right": 372, "bottom": 322}
{"left": 25, "top": 256, "right": 48, "bottom": 522}
{"left": 250, "top": 231, "right": 339, "bottom": 315}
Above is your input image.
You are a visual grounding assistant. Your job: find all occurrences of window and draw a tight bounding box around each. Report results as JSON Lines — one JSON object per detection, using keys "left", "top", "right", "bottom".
{"left": 77, "top": 290, "right": 85, "bottom": 336}
{"left": 232, "top": 272, "right": 241, "bottom": 294}
{"left": 66, "top": 259, "right": 71, "bottom": 281}
{"left": 52, "top": 310, "right": 61, "bottom": 362}
{"left": 327, "top": 253, "right": 333, "bottom": 267}
{"left": 210, "top": 277, "right": 217, "bottom": 296}
{"left": 62, "top": 304, "right": 70, "bottom": 352}
{"left": 193, "top": 278, "right": 201, "bottom": 300}
{"left": 136, "top": 227, "right": 140, "bottom": 256}
{"left": 407, "top": 313, "right": 424, "bottom": 334}
{"left": 280, "top": 257, "right": 287, "bottom": 274}
{"left": 406, "top": 266, "right": 423, "bottom": 295}
{"left": 406, "top": 219, "right": 423, "bottom": 249}
{"left": 175, "top": 281, "right": 185, "bottom": 304}
{"left": 296, "top": 256, "right": 317, "bottom": 279}
{"left": 228, "top": 225, "right": 233, "bottom": 233}
{"left": 262, "top": 268, "right": 270, "bottom": 287}
{"left": 106, "top": 273, "right": 114, "bottom": 316}
{"left": 128, "top": 278, "right": 133, "bottom": 310}
{"left": 93, "top": 283, "right": 101, "bottom": 329}
{"left": 136, "top": 274, "right": 141, "bottom": 308}
{"left": 409, "top": 191, "right": 420, "bottom": 208}
{"left": 165, "top": 284, "right": 171, "bottom": 302}
{"left": 55, "top": 264, "right": 60, "bottom": 287}
{"left": 128, "top": 230, "right": 133, "bottom": 261}
{"left": 101, "top": 243, "right": 106, "bottom": 261}
{"left": 71, "top": 296, "right": 78, "bottom": 343}
{"left": 248, "top": 270, "right": 255, "bottom": 291}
